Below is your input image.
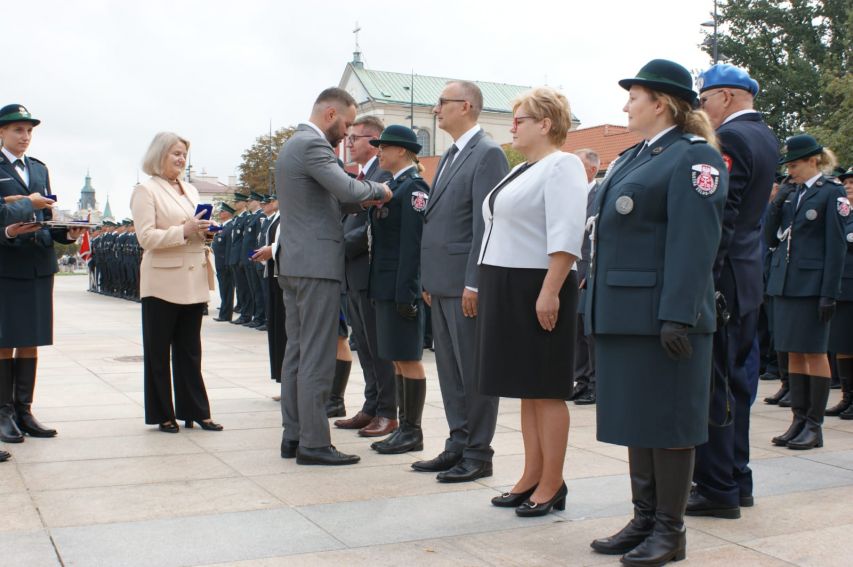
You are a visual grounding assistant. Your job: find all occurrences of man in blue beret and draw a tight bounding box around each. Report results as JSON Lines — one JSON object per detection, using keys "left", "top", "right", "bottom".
{"left": 689, "top": 64, "right": 780, "bottom": 519}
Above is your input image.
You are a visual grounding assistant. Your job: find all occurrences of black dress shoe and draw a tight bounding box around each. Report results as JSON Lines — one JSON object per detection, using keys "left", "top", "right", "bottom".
{"left": 213, "top": 317, "right": 231, "bottom": 322}
{"left": 685, "top": 488, "right": 741, "bottom": 519}
{"left": 411, "top": 450, "right": 462, "bottom": 472}
{"left": 185, "top": 419, "right": 223, "bottom": 431}
{"left": 491, "top": 484, "right": 537, "bottom": 507}
{"left": 574, "top": 387, "right": 596, "bottom": 405}
{"left": 516, "top": 482, "right": 567, "bottom": 517}
{"left": 280, "top": 439, "right": 298, "bottom": 459}
{"left": 0, "top": 450, "right": 9, "bottom": 462}
{"left": 569, "top": 382, "right": 588, "bottom": 401}
{"left": 437, "top": 458, "right": 493, "bottom": 483}
{"left": 778, "top": 391, "right": 792, "bottom": 407}
{"left": 764, "top": 385, "right": 789, "bottom": 405}
{"left": 245, "top": 321, "right": 261, "bottom": 328}
{"left": 158, "top": 421, "right": 179, "bottom": 433}
{"left": 230, "top": 318, "right": 251, "bottom": 325}
{"left": 296, "top": 445, "right": 360, "bottom": 466}
{"left": 255, "top": 324, "right": 268, "bottom": 331}
{"left": 740, "top": 495, "right": 754, "bottom": 507}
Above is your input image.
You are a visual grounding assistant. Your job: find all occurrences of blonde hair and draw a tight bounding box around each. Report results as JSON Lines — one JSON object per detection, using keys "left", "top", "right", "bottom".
{"left": 405, "top": 150, "right": 426, "bottom": 173}
{"left": 512, "top": 87, "right": 573, "bottom": 147}
{"left": 141, "top": 132, "right": 190, "bottom": 176}
{"left": 646, "top": 88, "right": 719, "bottom": 150}
{"left": 816, "top": 148, "right": 838, "bottom": 173}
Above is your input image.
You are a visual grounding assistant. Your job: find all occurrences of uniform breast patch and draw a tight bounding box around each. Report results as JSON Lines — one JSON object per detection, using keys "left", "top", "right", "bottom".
{"left": 411, "top": 191, "right": 428, "bottom": 212}
{"left": 838, "top": 197, "right": 850, "bottom": 217}
{"left": 721, "top": 153, "right": 733, "bottom": 172}
{"left": 691, "top": 164, "right": 720, "bottom": 196}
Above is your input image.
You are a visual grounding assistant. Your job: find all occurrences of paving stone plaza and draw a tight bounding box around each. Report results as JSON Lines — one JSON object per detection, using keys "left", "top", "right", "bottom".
{"left": 2, "top": 276, "right": 852, "bottom": 566}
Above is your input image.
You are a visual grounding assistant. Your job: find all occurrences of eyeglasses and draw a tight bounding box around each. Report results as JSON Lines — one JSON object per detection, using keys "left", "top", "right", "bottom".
{"left": 346, "top": 134, "right": 375, "bottom": 143}
{"left": 435, "top": 98, "right": 467, "bottom": 108}
{"left": 512, "top": 116, "right": 537, "bottom": 129}
{"left": 699, "top": 90, "right": 726, "bottom": 107}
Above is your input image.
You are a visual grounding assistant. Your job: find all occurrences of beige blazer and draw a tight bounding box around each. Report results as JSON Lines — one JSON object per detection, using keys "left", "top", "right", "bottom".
{"left": 130, "top": 177, "right": 214, "bottom": 305}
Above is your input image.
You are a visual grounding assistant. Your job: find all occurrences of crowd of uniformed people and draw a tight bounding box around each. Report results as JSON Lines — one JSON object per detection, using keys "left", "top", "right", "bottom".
{"left": 1, "top": 53, "right": 852, "bottom": 567}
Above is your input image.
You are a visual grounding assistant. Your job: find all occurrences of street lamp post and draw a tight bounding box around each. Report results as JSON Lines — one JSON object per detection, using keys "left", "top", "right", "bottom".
{"left": 701, "top": 1, "right": 719, "bottom": 64}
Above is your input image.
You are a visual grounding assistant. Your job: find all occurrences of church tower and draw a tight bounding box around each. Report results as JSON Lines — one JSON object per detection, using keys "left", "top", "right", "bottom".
{"left": 78, "top": 170, "right": 97, "bottom": 211}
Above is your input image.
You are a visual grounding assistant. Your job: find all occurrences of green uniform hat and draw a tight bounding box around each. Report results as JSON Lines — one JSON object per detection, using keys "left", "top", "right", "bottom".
{"left": 779, "top": 134, "right": 823, "bottom": 165}
{"left": 839, "top": 167, "right": 853, "bottom": 182}
{"left": 369, "top": 124, "right": 422, "bottom": 154}
{"left": 619, "top": 59, "right": 698, "bottom": 107}
{"left": 0, "top": 104, "right": 40, "bottom": 127}
{"left": 233, "top": 192, "right": 249, "bottom": 202}
{"left": 220, "top": 202, "right": 236, "bottom": 214}
{"left": 249, "top": 191, "right": 265, "bottom": 202}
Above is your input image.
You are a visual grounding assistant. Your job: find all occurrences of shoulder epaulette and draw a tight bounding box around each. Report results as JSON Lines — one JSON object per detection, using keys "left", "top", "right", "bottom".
{"left": 683, "top": 134, "right": 707, "bottom": 144}
{"left": 28, "top": 156, "right": 46, "bottom": 165}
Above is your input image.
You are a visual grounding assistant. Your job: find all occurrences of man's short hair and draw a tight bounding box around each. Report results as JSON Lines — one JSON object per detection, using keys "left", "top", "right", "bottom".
{"left": 449, "top": 80, "right": 484, "bottom": 118}
{"left": 575, "top": 148, "right": 601, "bottom": 169}
{"left": 353, "top": 115, "right": 385, "bottom": 135}
{"left": 314, "top": 87, "right": 356, "bottom": 109}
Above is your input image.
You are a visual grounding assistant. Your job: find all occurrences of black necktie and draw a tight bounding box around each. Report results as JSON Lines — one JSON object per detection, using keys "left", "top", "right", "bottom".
{"left": 435, "top": 144, "right": 459, "bottom": 187}
{"left": 13, "top": 158, "right": 24, "bottom": 171}
{"left": 796, "top": 184, "right": 807, "bottom": 209}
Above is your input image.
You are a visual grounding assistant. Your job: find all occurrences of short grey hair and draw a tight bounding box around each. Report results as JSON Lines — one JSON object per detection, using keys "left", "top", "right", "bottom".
{"left": 449, "top": 80, "right": 484, "bottom": 118}
{"left": 141, "top": 132, "right": 190, "bottom": 176}
{"left": 574, "top": 148, "right": 600, "bottom": 169}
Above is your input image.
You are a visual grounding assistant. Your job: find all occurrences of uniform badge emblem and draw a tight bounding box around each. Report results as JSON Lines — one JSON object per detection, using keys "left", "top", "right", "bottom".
{"left": 847, "top": 233, "right": 853, "bottom": 243}
{"left": 722, "top": 153, "right": 733, "bottom": 173}
{"left": 838, "top": 197, "right": 851, "bottom": 217}
{"left": 651, "top": 146, "right": 663, "bottom": 155}
{"left": 411, "top": 191, "right": 428, "bottom": 212}
{"left": 691, "top": 164, "right": 720, "bottom": 196}
{"left": 805, "top": 209, "right": 818, "bottom": 221}
{"left": 615, "top": 195, "right": 634, "bottom": 215}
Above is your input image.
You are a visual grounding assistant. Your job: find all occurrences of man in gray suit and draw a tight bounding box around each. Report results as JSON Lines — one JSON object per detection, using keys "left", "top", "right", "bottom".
{"left": 333, "top": 115, "right": 399, "bottom": 437}
{"left": 571, "top": 149, "right": 600, "bottom": 406}
{"left": 276, "top": 88, "right": 391, "bottom": 466}
{"left": 415, "top": 81, "right": 510, "bottom": 482}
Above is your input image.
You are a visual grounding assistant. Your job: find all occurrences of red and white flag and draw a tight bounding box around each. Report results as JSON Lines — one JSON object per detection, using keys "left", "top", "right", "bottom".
{"left": 79, "top": 231, "right": 91, "bottom": 262}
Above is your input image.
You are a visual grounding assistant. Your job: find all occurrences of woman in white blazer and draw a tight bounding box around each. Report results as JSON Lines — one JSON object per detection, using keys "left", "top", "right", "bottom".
{"left": 477, "top": 87, "right": 587, "bottom": 517}
{"left": 130, "top": 132, "right": 221, "bottom": 433}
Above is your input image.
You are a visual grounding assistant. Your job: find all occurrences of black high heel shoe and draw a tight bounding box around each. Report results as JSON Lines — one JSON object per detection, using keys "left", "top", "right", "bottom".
{"left": 159, "top": 421, "right": 179, "bottom": 433}
{"left": 491, "top": 484, "right": 538, "bottom": 507}
{"left": 515, "top": 482, "right": 567, "bottom": 517}
{"left": 185, "top": 419, "right": 223, "bottom": 431}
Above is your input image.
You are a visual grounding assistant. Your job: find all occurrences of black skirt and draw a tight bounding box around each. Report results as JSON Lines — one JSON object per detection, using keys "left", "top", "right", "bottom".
{"left": 375, "top": 300, "right": 424, "bottom": 361}
{"left": 0, "top": 275, "right": 54, "bottom": 348}
{"left": 829, "top": 301, "right": 853, "bottom": 354}
{"left": 772, "top": 296, "right": 829, "bottom": 353}
{"left": 477, "top": 265, "right": 577, "bottom": 399}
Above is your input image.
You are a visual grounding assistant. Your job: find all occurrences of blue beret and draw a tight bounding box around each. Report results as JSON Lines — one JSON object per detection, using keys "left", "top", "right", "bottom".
{"left": 697, "top": 64, "right": 759, "bottom": 97}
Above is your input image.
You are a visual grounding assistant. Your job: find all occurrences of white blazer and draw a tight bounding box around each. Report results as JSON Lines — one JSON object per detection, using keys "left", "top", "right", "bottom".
{"left": 478, "top": 151, "right": 587, "bottom": 270}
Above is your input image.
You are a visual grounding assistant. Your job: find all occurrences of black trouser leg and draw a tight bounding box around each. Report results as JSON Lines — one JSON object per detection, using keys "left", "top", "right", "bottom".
{"left": 170, "top": 303, "right": 212, "bottom": 423}
{"left": 142, "top": 297, "right": 180, "bottom": 424}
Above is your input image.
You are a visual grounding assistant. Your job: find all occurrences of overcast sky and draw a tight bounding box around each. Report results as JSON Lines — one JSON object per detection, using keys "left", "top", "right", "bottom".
{"left": 5, "top": 0, "right": 715, "bottom": 219}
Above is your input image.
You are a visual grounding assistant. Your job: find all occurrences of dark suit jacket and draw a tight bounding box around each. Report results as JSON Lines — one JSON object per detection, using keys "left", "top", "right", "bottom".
{"left": 713, "top": 112, "right": 779, "bottom": 316}
{"left": 585, "top": 129, "right": 728, "bottom": 336}
{"left": 212, "top": 219, "right": 232, "bottom": 271}
{"left": 228, "top": 211, "right": 248, "bottom": 266}
{"left": 576, "top": 182, "right": 598, "bottom": 282}
{"left": 839, "top": 218, "right": 853, "bottom": 302}
{"left": 0, "top": 153, "right": 73, "bottom": 278}
{"left": 344, "top": 159, "right": 392, "bottom": 292}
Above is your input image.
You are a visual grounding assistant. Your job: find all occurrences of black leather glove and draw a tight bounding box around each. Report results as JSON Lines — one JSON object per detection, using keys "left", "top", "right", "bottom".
{"left": 818, "top": 297, "right": 836, "bottom": 323}
{"left": 660, "top": 321, "right": 693, "bottom": 360}
{"left": 772, "top": 183, "right": 797, "bottom": 208}
{"left": 396, "top": 302, "right": 418, "bottom": 320}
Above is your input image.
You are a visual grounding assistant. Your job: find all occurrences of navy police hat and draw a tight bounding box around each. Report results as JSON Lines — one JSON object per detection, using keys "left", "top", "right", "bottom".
{"left": 697, "top": 64, "right": 759, "bottom": 96}
{"left": 619, "top": 59, "right": 698, "bottom": 107}
{"left": 0, "top": 104, "right": 40, "bottom": 127}
{"left": 233, "top": 192, "right": 249, "bottom": 202}
{"left": 369, "top": 124, "right": 422, "bottom": 154}
{"left": 839, "top": 167, "right": 853, "bottom": 182}
{"left": 249, "top": 191, "right": 265, "bottom": 202}
{"left": 220, "top": 202, "right": 236, "bottom": 214}
{"left": 779, "top": 134, "right": 823, "bottom": 165}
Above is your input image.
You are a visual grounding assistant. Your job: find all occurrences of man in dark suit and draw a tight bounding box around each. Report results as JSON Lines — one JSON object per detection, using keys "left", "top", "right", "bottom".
{"left": 229, "top": 193, "right": 252, "bottom": 325}
{"left": 334, "top": 115, "right": 399, "bottom": 437}
{"left": 251, "top": 196, "right": 285, "bottom": 392}
{"left": 688, "top": 64, "right": 780, "bottom": 519}
{"left": 275, "top": 88, "right": 391, "bottom": 466}
{"left": 212, "top": 203, "right": 235, "bottom": 321}
{"left": 416, "top": 81, "right": 509, "bottom": 482}
{"left": 242, "top": 192, "right": 267, "bottom": 328}
{"left": 572, "top": 149, "right": 600, "bottom": 406}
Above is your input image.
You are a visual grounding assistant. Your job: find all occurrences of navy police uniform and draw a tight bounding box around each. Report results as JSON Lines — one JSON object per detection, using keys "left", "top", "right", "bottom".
{"left": 829, "top": 215, "right": 853, "bottom": 354}
{"left": 212, "top": 209, "right": 235, "bottom": 320}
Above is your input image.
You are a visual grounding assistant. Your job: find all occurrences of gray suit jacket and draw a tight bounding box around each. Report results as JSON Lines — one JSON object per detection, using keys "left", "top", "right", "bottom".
{"left": 276, "top": 124, "right": 386, "bottom": 282}
{"left": 421, "top": 129, "right": 509, "bottom": 297}
{"left": 343, "top": 159, "right": 392, "bottom": 292}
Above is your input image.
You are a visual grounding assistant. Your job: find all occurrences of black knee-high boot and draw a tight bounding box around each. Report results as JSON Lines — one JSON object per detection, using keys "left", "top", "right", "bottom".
{"left": 325, "top": 360, "right": 351, "bottom": 418}
{"left": 373, "top": 378, "right": 425, "bottom": 455}
{"left": 13, "top": 358, "right": 57, "bottom": 437}
{"left": 0, "top": 359, "right": 23, "bottom": 443}
{"left": 787, "top": 376, "right": 830, "bottom": 450}
{"left": 371, "top": 374, "right": 404, "bottom": 450}
{"left": 766, "top": 352, "right": 790, "bottom": 405}
{"left": 621, "top": 448, "right": 693, "bottom": 566}
{"left": 591, "top": 447, "right": 656, "bottom": 555}
{"left": 826, "top": 358, "right": 853, "bottom": 416}
{"left": 772, "top": 373, "right": 808, "bottom": 446}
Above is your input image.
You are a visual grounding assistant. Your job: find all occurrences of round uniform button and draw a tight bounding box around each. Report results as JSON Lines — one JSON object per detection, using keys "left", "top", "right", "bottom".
{"left": 805, "top": 209, "right": 818, "bottom": 220}
{"left": 615, "top": 195, "right": 634, "bottom": 215}
{"left": 847, "top": 232, "right": 853, "bottom": 243}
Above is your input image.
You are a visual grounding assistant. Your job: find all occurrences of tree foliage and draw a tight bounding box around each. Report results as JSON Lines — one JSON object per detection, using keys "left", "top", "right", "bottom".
{"left": 502, "top": 144, "right": 526, "bottom": 169}
{"left": 708, "top": 0, "right": 852, "bottom": 164}
{"left": 237, "top": 127, "right": 296, "bottom": 195}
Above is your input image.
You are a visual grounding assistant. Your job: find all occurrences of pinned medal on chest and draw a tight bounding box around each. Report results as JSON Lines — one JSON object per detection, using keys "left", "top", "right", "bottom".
{"left": 837, "top": 197, "right": 851, "bottom": 218}
{"left": 411, "top": 191, "right": 428, "bottom": 213}
{"left": 691, "top": 164, "right": 720, "bottom": 196}
{"left": 615, "top": 195, "right": 634, "bottom": 215}
{"left": 374, "top": 206, "right": 389, "bottom": 220}
{"left": 805, "top": 209, "right": 818, "bottom": 221}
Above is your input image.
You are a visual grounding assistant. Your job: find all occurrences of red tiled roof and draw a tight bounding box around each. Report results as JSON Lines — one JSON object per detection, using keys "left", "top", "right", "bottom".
{"left": 560, "top": 124, "right": 643, "bottom": 173}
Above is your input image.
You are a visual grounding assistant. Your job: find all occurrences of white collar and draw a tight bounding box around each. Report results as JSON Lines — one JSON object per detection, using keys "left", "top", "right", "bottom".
{"left": 305, "top": 121, "right": 327, "bottom": 140}
{"left": 804, "top": 172, "right": 822, "bottom": 188}
{"left": 645, "top": 125, "right": 677, "bottom": 147}
{"left": 722, "top": 109, "right": 759, "bottom": 125}
{"left": 1, "top": 146, "right": 24, "bottom": 165}
{"left": 361, "top": 155, "right": 378, "bottom": 175}
{"left": 453, "top": 124, "right": 482, "bottom": 153}
{"left": 393, "top": 165, "right": 417, "bottom": 180}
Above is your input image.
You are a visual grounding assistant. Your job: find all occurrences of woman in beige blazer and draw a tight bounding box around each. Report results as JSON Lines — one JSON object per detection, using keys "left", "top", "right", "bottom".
{"left": 130, "top": 131, "right": 222, "bottom": 433}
